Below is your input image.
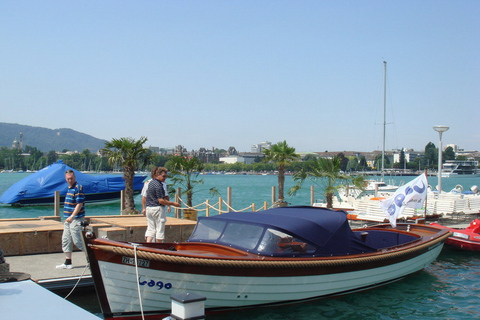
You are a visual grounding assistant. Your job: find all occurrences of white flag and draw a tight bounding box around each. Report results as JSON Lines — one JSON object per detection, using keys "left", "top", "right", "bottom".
{"left": 380, "top": 173, "right": 428, "bottom": 227}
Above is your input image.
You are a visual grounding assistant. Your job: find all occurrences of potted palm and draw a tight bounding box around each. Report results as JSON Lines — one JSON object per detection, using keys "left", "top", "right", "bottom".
{"left": 101, "top": 136, "right": 150, "bottom": 214}
{"left": 262, "top": 140, "right": 300, "bottom": 207}
{"left": 288, "top": 156, "right": 365, "bottom": 208}
{"left": 167, "top": 156, "right": 219, "bottom": 220}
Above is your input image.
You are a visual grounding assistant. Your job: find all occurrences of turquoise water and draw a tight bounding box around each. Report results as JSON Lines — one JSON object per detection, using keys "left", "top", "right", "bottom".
{"left": 2, "top": 172, "right": 479, "bottom": 219}
{"left": 3, "top": 172, "right": 480, "bottom": 319}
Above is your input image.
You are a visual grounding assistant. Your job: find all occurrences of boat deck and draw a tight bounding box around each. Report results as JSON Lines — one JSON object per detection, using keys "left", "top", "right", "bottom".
{"left": 1, "top": 279, "right": 101, "bottom": 320}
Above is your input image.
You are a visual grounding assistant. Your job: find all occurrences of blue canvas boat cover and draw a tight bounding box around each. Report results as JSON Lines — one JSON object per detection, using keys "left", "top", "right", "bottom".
{"left": 0, "top": 160, "right": 146, "bottom": 205}
{"left": 189, "top": 206, "right": 378, "bottom": 257}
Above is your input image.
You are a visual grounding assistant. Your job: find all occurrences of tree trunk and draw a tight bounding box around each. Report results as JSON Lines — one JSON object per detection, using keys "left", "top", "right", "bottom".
{"left": 123, "top": 165, "right": 136, "bottom": 213}
{"left": 187, "top": 180, "right": 193, "bottom": 207}
{"left": 326, "top": 192, "right": 333, "bottom": 209}
{"left": 278, "top": 165, "right": 285, "bottom": 202}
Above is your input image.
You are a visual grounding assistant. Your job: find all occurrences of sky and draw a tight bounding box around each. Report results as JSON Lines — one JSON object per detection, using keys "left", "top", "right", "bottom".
{"left": 1, "top": 1, "right": 479, "bottom": 153}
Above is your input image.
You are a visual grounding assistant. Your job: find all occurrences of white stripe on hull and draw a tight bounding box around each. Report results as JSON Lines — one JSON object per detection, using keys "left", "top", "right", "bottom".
{"left": 99, "top": 244, "right": 442, "bottom": 313}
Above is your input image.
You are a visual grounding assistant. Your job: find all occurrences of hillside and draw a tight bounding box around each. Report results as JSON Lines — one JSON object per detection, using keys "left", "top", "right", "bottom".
{"left": 0, "top": 122, "right": 107, "bottom": 152}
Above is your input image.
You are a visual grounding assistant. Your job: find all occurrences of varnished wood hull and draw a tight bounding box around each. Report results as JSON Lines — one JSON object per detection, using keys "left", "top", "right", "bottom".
{"left": 84, "top": 224, "right": 449, "bottom": 320}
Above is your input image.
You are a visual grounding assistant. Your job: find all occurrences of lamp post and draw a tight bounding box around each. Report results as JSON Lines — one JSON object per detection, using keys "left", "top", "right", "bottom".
{"left": 433, "top": 125, "right": 449, "bottom": 194}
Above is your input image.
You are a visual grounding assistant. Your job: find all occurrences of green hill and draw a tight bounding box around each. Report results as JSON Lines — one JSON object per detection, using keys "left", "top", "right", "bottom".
{"left": 0, "top": 122, "right": 107, "bottom": 152}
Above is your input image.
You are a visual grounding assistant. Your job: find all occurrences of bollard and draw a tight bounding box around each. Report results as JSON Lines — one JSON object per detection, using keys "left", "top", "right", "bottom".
{"left": 310, "top": 185, "right": 315, "bottom": 206}
{"left": 54, "top": 191, "right": 60, "bottom": 216}
{"left": 120, "top": 190, "right": 126, "bottom": 213}
{"left": 169, "top": 292, "right": 206, "bottom": 320}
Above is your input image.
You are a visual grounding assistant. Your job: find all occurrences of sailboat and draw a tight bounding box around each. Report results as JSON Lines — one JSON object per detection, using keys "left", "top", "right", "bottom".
{"left": 373, "top": 61, "right": 400, "bottom": 192}
{"left": 314, "top": 62, "right": 399, "bottom": 211}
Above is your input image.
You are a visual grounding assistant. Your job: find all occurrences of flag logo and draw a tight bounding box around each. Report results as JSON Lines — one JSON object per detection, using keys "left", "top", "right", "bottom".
{"left": 380, "top": 174, "right": 428, "bottom": 227}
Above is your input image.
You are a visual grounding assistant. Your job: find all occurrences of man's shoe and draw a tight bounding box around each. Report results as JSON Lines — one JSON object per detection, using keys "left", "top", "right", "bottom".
{"left": 55, "top": 263, "right": 73, "bottom": 269}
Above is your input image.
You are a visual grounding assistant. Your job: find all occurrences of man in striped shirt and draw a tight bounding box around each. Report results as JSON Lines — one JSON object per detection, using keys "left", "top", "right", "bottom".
{"left": 56, "top": 169, "right": 86, "bottom": 269}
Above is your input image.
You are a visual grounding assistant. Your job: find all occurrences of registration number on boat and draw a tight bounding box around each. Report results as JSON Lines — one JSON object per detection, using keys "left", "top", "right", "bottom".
{"left": 122, "top": 256, "right": 150, "bottom": 267}
{"left": 452, "top": 232, "right": 469, "bottom": 240}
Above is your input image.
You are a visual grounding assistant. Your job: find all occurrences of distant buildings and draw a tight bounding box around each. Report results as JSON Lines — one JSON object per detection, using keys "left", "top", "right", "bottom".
{"left": 7, "top": 131, "right": 478, "bottom": 167}
{"left": 219, "top": 153, "right": 263, "bottom": 165}
{"left": 251, "top": 141, "right": 272, "bottom": 153}
{"left": 392, "top": 149, "right": 423, "bottom": 164}
{"left": 446, "top": 144, "right": 479, "bottom": 158}
{"left": 11, "top": 132, "right": 23, "bottom": 150}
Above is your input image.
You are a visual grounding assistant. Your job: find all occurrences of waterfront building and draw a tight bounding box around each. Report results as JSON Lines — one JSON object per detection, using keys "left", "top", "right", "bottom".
{"left": 251, "top": 141, "right": 272, "bottom": 153}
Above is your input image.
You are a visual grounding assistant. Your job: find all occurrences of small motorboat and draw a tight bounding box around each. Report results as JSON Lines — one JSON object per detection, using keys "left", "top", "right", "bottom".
{"left": 430, "top": 219, "right": 480, "bottom": 252}
{"left": 83, "top": 206, "right": 449, "bottom": 320}
{"left": 0, "top": 160, "right": 146, "bottom": 206}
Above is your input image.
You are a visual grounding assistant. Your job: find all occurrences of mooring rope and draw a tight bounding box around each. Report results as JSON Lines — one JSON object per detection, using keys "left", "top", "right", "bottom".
{"left": 63, "top": 263, "right": 90, "bottom": 300}
{"left": 133, "top": 243, "right": 145, "bottom": 320}
{"left": 91, "top": 232, "right": 449, "bottom": 269}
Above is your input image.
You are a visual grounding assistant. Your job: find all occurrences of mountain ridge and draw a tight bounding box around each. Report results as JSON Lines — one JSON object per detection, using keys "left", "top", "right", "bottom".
{"left": 0, "top": 122, "right": 107, "bottom": 152}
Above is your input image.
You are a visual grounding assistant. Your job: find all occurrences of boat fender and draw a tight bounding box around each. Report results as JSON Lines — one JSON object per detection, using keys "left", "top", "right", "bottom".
{"left": 471, "top": 185, "right": 479, "bottom": 194}
{"left": 451, "top": 185, "right": 463, "bottom": 194}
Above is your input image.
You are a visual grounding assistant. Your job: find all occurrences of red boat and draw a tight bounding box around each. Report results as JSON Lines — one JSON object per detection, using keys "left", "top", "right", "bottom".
{"left": 430, "top": 219, "right": 480, "bottom": 252}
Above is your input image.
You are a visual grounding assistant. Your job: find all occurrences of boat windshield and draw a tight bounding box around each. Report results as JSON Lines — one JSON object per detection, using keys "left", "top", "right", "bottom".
{"left": 189, "top": 219, "right": 317, "bottom": 256}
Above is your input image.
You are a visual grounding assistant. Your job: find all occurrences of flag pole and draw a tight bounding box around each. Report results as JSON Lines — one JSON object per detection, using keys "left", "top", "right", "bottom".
{"left": 424, "top": 168, "right": 428, "bottom": 220}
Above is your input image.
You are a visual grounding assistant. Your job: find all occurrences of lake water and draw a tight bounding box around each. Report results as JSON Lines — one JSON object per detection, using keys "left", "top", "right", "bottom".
{"left": 1, "top": 172, "right": 480, "bottom": 219}
{"left": 2, "top": 172, "right": 480, "bottom": 319}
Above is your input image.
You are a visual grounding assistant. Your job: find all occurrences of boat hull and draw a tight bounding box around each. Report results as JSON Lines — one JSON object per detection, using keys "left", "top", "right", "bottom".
{"left": 97, "top": 246, "right": 443, "bottom": 315}
{"left": 84, "top": 225, "right": 448, "bottom": 320}
{"left": 430, "top": 222, "right": 480, "bottom": 252}
{"left": 445, "top": 237, "right": 480, "bottom": 252}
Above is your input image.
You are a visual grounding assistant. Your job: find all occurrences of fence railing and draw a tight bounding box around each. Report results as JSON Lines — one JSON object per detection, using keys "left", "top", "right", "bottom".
{"left": 54, "top": 185, "right": 317, "bottom": 217}
{"left": 171, "top": 185, "right": 317, "bottom": 218}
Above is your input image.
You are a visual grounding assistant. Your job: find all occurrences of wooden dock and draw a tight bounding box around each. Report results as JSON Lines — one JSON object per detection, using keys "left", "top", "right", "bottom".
{"left": 0, "top": 215, "right": 197, "bottom": 256}
{"left": 0, "top": 215, "right": 197, "bottom": 290}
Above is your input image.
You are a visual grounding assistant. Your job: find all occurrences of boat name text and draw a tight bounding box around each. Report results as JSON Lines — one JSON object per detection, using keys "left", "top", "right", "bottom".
{"left": 139, "top": 276, "right": 172, "bottom": 290}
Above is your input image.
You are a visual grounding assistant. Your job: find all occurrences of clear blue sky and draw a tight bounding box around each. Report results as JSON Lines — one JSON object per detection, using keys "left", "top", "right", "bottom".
{"left": 1, "top": 1, "right": 479, "bottom": 153}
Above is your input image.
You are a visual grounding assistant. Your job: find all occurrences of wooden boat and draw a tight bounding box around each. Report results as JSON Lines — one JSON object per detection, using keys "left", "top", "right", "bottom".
{"left": 430, "top": 219, "right": 480, "bottom": 252}
{"left": 83, "top": 206, "right": 450, "bottom": 320}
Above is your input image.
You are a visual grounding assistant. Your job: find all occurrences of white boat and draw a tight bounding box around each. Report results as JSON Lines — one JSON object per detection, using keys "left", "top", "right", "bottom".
{"left": 441, "top": 160, "right": 479, "bottom": 177}
{"left": 83, "top": 206, "right": 449, "bottom": 320}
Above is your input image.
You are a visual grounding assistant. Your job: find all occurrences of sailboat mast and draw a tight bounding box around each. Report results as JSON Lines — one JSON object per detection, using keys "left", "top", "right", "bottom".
{"left": 381, "top": 61, "right": 387, "bottom": 181}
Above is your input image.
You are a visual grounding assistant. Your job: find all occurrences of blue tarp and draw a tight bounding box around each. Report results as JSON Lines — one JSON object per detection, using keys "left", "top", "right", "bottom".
{"left": 0, "top": 160, "right": 146, "bottom": 205}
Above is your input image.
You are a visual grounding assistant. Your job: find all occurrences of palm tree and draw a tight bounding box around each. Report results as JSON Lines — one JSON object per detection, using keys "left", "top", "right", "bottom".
{"left": 101, "top": 137, "right": 150, "bottom": 214}
{"left": 167, "top": 156, "right": 219, "bottom": 208}
{"left": 262, "top": 141, "right": 300, "bottom": 206}
{"left": 289, "top": 156, "right": 365, "bottom": 208}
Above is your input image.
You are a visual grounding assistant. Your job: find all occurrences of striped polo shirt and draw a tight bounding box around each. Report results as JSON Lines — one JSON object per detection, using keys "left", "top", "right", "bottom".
{"left": 63, "top": 182, "right": 86, "bottom": 218}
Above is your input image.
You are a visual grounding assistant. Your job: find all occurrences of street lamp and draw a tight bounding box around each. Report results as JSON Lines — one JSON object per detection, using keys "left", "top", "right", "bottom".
{"left": 433, "top": 125, "right": 449, "bottom": 194}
